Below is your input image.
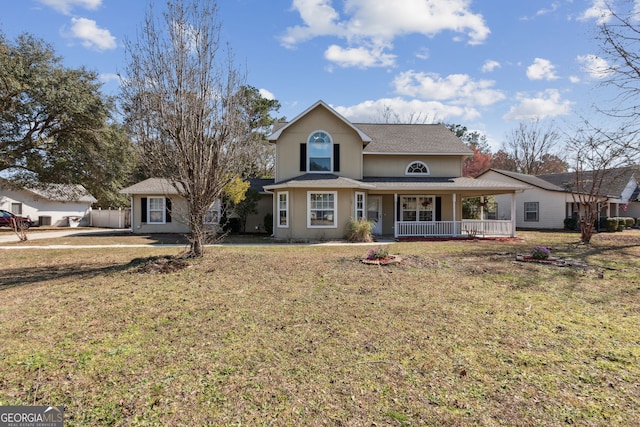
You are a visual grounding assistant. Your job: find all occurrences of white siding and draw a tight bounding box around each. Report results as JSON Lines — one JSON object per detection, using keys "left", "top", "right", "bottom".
{"left": 479, "top": 171, "right": 568, "bottom": 229}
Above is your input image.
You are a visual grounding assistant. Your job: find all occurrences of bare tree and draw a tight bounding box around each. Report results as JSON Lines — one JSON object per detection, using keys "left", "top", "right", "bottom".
{"left": 596, "top": 1, "right": 640, "bottom": 118}
{"left": 566, "top": 126, "right": 630, "bottom": 244}
{"left": 120, "top": 0, "right": 257, "bottom": 257}
{"left": 594, "top": 1, "right": 640, "bottom": 161}
{"left": 499, "top": 119, "right": 567, "bottom": 175}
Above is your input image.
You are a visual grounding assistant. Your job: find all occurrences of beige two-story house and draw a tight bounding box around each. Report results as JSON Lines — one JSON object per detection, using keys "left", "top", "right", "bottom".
{"left": 264, "top": 100, "right": 525, "bottom": 240}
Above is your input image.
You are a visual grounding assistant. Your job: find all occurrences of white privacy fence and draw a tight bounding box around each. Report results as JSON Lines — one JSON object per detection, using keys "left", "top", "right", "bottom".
{"left": 90, "top": 208, "right": 130, "bottom": 229}
{"left": 396, "top": 220, "right": 513, "bottom": 237}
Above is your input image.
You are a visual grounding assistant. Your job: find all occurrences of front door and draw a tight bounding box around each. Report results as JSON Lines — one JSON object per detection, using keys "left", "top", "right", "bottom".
{"left": 367, "top": 196, "right": 382, "bottom": 235}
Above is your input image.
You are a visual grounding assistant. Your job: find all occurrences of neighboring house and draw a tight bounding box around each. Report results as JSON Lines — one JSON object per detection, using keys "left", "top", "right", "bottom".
{"left": 263, "top": 100, "right": 525, "bottom": 240}
{"left": 477, "top": 168, "right": 640, "bottom": 230}
{"left": 0, "top": 181, "right": 97, "bottom": 226}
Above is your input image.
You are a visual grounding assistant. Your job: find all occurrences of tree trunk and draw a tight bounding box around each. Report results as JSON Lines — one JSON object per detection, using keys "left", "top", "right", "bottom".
{"left": 188, "top": 221, "right": 206, "bottom": 258}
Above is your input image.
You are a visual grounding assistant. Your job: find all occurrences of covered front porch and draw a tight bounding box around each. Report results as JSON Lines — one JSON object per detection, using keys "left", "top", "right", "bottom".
{"left": 363, "top": 177, "right": 524, "bottom": 239}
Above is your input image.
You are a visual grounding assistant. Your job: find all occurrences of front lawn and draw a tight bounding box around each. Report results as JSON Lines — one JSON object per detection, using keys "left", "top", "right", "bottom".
{"left": 1, "top": 232, "right": 638, "bottom": 425}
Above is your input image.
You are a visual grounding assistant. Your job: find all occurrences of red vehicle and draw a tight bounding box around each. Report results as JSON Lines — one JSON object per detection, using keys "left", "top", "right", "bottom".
{"left": 0, "top": 209, "right": 34, "bottom": 229}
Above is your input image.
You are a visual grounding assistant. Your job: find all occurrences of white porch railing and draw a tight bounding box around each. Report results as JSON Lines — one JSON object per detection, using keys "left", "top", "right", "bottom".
{"left": 396, "top": 220, "right": 513, "bottom": 238}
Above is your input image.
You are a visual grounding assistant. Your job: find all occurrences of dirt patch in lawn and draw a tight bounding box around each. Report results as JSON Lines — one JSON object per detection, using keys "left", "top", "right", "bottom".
{"left": 129, "top": 255, "right": 190, "bottom": 274}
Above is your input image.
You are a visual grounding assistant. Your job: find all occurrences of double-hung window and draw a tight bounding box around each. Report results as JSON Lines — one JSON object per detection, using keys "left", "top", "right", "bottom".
{"left": 308, "top": 131, "right": 332, "bottom": 172}
{"left": 278, "top": 191, "right": 289, "bottom": 227}
{"left": 524, "top": 202, "right": 539, "bottom": 222}
{"left": 148, "top": 197, "right": 166, "bottom": 224}
{"left": 308, "top": 191, "right": 337, "bottom": 228}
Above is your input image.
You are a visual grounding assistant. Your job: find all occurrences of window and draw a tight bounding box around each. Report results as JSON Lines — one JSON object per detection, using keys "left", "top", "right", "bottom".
{"left": 148, "top": 197, "right": 166, "bottom": 224}
{"left": 405, "top": 161, "right": 429, "bottom": 176}
{"left": 308, "top": 191, "right": 337, "bottom": 228}
{"left": 278, "top": 192, "right": 288, "bottom": 228}
{"left": 10, "top": 203, "right": 22, "bottom": 215}
{"left": 524, "top": 202, "right": 539, "bottom": 222}
{"left": 308, "top": 131, "right": 332, "bottom": 172}
{"left": 204, "top": 200, "right": 221, "bottom": 224}
{"left": 401, "top": 196, "right": 434, "bottom": 221}
{"left": 354, "top": 192, "right": 365, "bottom": 219}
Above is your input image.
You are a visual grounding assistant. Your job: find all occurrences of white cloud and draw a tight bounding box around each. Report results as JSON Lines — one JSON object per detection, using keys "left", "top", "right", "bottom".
{"left": 502, "top": 89, "right": 572, "bottom": 121}
{"left": 281, "top": 0, "right": 490, "bottom": 68}
{"left": 569, "top": 75, "right": 581, "bottom": 84}
{"left": 392, "top": 70, "right": 505, "bottom": 107}
{"left": 334, "top": 97, "right": 480, "bottom": 123}
{"left": 37, "top": 0, "right": 101, "bottom": 15}
{"left": 576, "top": 54, "right": 613, "bottom": 79}
{"left": 526, "top": 58, "right": 558, "bottom": 80}
{"left": 481, "top": 60, "right": 501, "bottom": 73}
{"left": 66, "top": 17, "right": 116, "bottom": 51}
{"left": 324, "top": 44, "right": 396, "bottom": 68}
{"left": 577, "top": 0, "right": 613, "bottom": 24}
{"left": 99, "top": 73, "right": 119, "bottom": 84}
{"left": 259, "top": 88, "right": 275, "bottom": 100}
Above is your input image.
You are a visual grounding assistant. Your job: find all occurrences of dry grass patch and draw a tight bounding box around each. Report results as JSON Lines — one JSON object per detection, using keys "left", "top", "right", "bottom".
{"left": 0, "top": 232, "right": 639, "bottom": 425}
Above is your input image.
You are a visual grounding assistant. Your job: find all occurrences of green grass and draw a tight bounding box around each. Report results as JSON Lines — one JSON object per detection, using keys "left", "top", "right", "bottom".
{"left": 1, "top": 231, "right": 639, "bottom": 425}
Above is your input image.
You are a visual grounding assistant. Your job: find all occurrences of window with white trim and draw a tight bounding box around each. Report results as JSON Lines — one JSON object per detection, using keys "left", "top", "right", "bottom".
{"left": 204, "top": 200, "right": 221, "bottom": 224}
{"left": 148, "top": 197, "right": 166, "bottom": 224}
{"left": 278, "top": 191, "right": 289, "bottom": 227}
{"left": 308, "top": 131, "right": 332, "bottom": 172}
{"left": 401, "top": 196, "right": 434, "bottom": 222}
{"left": 355, "top": 192, "right": 365, "bottom": 219}
{"left": 405, "top": 161, "right": 430, "bottom": 176}
{"left": 308, "top": 191, "right": 337, "bottom": 228}
{"left": 524, "top": 202, "right": 539, "bottom": 222}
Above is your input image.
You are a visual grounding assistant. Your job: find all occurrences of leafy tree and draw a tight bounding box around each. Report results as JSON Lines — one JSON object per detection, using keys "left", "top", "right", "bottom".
{"left": 493, "top": 120, "right": 567, "bottom": 175}
{"left": 0, "top": 32, "right": 135, "bottom": 206}
{"left": 239, "top": 86, "right": 282, "bottom": 178}
{"left": 230, "top": 186, "right": 260, "bottom": 233}
{"left": 121, "top": 0, "right": 260, "bottom": 257}
{"left": 446, "top": 125, "right": 492, "bottom": 177}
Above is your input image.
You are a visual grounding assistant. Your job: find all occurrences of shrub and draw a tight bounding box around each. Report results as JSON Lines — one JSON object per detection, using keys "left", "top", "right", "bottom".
{"left": 345, "top": 217, "right": 373, "bottom": 242}
{"left": 264, "top": 213, "right": 273, "bottom": 235}
{"left": 624, "top": 217, "right": 635, "bottom": 228}
{"left": 605, "top": 217, "right": 618, "bottom": 232}
{"left": 564, "top": 217, "right": 578, "bottom": 230}
{"left": 531, "top": 246, "right": 551, "bottom": 260}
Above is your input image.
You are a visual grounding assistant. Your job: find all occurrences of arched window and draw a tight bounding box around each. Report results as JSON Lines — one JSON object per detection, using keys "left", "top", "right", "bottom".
{"left": 405, "top": 161, "right": 429, "bottom": 176}
{"left": 308, "top": 131, "right": 332, "bottom": 172}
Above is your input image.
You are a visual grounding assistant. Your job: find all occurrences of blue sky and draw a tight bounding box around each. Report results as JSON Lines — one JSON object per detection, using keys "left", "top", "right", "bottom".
{"left": 0, "top": 0, "right": 629, "bottom": 149}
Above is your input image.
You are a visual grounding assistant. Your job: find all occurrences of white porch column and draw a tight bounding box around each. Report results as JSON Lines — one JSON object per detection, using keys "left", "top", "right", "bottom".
{"left": 510, "top": 193, "right": 516, "bottom": 237}
{"left": 452, "top": 193, "right": 457, "bottom": 236}
{"left": 394, "top": 193, "right": 398, "bottom": 238}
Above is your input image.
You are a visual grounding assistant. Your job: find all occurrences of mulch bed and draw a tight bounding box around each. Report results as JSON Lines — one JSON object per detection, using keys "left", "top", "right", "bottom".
{"left": 361, "top": 255, "right": 402, "bottom": 265}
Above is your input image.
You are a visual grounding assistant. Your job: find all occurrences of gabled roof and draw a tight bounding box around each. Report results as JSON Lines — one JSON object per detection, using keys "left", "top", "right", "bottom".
{"left": 268, "top": 100, "right": 372, "bottom": 143}
{"left": 267, "top": 100, "right": 471, "bottom": 156}
{"left": 248, "top": 178, "right": 275, "bottom": 193}
{"left": 27, "top": 183, "right": 97, "bottom": 203}
{"left": 537, "top": 167, "right": 639, "bottom": 198}
{"left": 120, "top": 178, "right": 182, "bottom": 195}
{"left": 358, "top": 123, "right": 472, "bottom": 155}
{"left": 0, "top": 179, "right": 97, "bottom": 203}
{"left": 482, "top": 169, "right": 565, "bottom": 192}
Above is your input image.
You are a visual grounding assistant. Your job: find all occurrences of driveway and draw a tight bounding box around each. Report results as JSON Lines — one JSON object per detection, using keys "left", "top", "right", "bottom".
{"left": 0, "top": 227, "right": 130, "bottom": 244}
